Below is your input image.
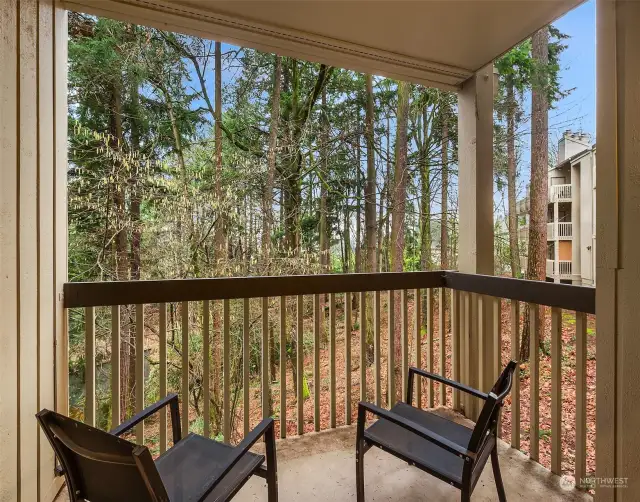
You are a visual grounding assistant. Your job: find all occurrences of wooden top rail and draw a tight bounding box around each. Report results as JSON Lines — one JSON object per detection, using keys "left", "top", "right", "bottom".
{"left": 63, "top": 271, "right": 446, "bottom": 308}
{"left": 63, "top": 270, "right": 595, "bottom": 314}
{"left": 445, "top": 272, "right": 595, "bottom": 314}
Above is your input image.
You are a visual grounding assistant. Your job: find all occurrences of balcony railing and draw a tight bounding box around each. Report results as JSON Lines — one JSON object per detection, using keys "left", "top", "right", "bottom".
{"left": 547, "top": 222, "right": 573, "bottom": 240}
{"left": 63, "top": 271, "right": 595, "bottom": 486}
{"left": 557, "top": 222, "right": 573, "bottom": 239}
{"left": 558, "top": 260, "right": 572, "bottom": 277}
{"left": 550, "top": 184, "right": 572, "bottom": 202}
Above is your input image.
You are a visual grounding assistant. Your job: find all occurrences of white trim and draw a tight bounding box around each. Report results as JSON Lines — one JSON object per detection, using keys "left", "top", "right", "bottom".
{"left": 62, "top": 0, "right": 470, "bottom": 90}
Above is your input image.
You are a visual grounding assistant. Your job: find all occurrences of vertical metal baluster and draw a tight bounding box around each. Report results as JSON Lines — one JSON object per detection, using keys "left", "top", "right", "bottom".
{"left": 414, "top": 289, "right": 422, "bottom": 408}
{"left": 135, "top": 304, "right": 144, "bottom": 441}
{"left": 374, "top": 290, "right": 381, "bottom": 407}
{"left": 439, "top": 288, "right": 446, "bottom": 405}
{"left": 243, "top": 298, "right": 250, "bottom": 437}
{"left": 181, "top": 302, "right": 188, "bottom": 438}
{"left": 280, "top": 296, "right": 287, "bottom": 439}
{"left": 111, "top": 305, "right": 120, "bottom": 430}
{"left": 451, "top": 290, "right": 460, "bottom": 411}
{"left": 224, "top": 299, "right": 231, "bottom": 441}
{"left": 494, "top": 298, "right": 502, "bottom": 384}
{"left": 261, "top": 297, "right": 269, "bottom": 421}
{"left": 159, "top": 303, "right": 167, "bottom": 452}
{"left": 401, "top": 290, "right": 409, "bottom": 404}
{"left": 388, "top": 290, "right": 395, "bottom": 407}
{"left": 426, "top": 289, "right": 434, "bottom": 407}
{"left": 85, "top": 306, "right": 95, "bottom": 427}
{"left": 529, "top": 303, "right": 539, "bottom": 461}
{"left": 330, "top": 293, "right": 336, "bottom": 427}
{"left": 314, "top": 294, "right": 321, "bottom": 432}
{"left": 297, "top": 295, "right": 304, "bottom": 435}
{"left": 551, "top": 307, "right": 562, "bottom": 474}
{"left": 203, "top": 300, "right": 210, "bottom": 438}
{"left": 575, "top": 311, "right": 587, "bottom": 486}
{"left": 510, "top": 301, "right": 520, "bottom": 450}
{"left": 360, "top": 291, "right": 367, "bottom": 402}
{"left": 345, "top": 292, "right": 352, "bottom": 425}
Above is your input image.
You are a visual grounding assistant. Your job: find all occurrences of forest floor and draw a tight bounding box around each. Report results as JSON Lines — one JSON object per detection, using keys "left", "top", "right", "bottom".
{"left": 242, "top": 296, "right": 596, "bottom": 481}
{"left": 133, "top": 293, "right": 595, "bottom": 482}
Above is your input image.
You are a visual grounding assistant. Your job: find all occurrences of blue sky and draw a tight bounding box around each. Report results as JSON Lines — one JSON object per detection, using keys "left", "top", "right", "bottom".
{"left": 553, "top": 0, "right": 596, "bottom": 138}
{"left": 520, "top": 0, "right": 596, "bottom": 161}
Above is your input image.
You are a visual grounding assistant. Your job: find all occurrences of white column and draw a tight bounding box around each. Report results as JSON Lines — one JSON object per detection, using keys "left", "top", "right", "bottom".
{"left": 554, "top": 201, "right": 560, "bottom": 282}
{"left": 571, "top": 163, "right": 581, "bottom": 283}
{"left": 458, "top": 64, "right": 494, "bottom": 418}
{"left": 596, "top": 1, "right": 640, "bottom": 500}
{"left": 0, "top": 1, "right": 67, "bottom": 501}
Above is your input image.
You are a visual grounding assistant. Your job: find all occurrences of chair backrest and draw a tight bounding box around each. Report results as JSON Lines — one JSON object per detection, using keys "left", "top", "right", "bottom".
{"left": 467, "top": 360, "right": 517, "bottom": 454}
{"left": 37, "top": 409, "right": 169, "bottom": 502}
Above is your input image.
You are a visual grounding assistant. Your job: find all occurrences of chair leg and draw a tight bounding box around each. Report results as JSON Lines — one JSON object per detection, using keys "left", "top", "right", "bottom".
{"left": 265, "top": 423, "right": 278, "bottom": 502}
{"left": 355, "top": 438, "right": 365, "bottom": 502}
{"left": 491, "top": 445, "right": 507, "bottom": 502}
{"left": 460, "top": 485, "right": 471, "bottom": 502}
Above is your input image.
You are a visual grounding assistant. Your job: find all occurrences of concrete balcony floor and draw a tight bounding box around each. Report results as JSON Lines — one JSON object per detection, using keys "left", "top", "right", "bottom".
{"left": 54, "top": 409, "right": 591, "bottom": 502}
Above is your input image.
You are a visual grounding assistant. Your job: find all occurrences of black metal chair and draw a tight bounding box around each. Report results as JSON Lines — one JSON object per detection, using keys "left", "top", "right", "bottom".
{"left": 356, "top": 361, "right": 517, "bottom": 502}
{"left": 37, "top": 393, "right": 277, "bottom": 502}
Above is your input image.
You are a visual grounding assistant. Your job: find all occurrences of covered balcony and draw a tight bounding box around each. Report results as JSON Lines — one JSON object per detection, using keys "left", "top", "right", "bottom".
{"left": 54, "top": 271, "right": 596, "bottom": 502}
{"left": 550, "top": 184, "right": 573, "bottom": 202}
{"left": 1, "top": 0, "right": 637, "bottom": 501}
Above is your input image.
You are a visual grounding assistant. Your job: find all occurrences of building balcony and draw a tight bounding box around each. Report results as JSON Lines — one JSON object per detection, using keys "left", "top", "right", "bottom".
{"left": 547, "top": 222, "right": 573, "bottom": 240}
{"left": 55, "top": 270, "right": 595, "bottom": 501}
{"left": 547, "top": 260, "right": 573, "bottom": 279}
{"left": 550, "top": 184, "right": 572, "bottom": 202}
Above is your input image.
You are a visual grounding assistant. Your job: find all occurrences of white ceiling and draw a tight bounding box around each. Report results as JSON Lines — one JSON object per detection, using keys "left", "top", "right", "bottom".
{"left": 66, "top": 0, "right": 584, "bottom": 89}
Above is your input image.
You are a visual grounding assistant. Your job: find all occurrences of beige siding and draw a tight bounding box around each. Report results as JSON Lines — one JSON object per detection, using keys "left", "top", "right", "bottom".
{"left": 596, "top": 1, "right": 640, "bottom": 500}
{"left": 457, "top": 65, "right": 495, "bottom": 419}
{"left": 0, "top": 1, "right": 67, "bottom": 500}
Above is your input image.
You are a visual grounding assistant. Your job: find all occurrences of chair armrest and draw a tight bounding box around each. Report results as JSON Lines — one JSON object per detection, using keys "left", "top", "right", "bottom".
{"left": 408, "top": 367, "right": 488, "bottom": 400}
{"left": 110, "top": 393, "right": 181, "bottom": 443}
{"left": 194, "top": 418, "right": 275, "bottom": 501}
{"left": 358, "top": 401, "right": 476, "bottom": 462}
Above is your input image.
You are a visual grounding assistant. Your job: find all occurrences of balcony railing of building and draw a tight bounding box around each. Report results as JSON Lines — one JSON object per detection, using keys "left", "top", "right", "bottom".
{"left": 557, "top": 222, "right": 573, "bottom": 239}
{"left": 63, "top": 271, "right": 594, "bottom": 488}
{"left": 546, "top": 260, "right": 572, "bottom": 279}
{"left": 550, "top": 184, "right": 572, "bottom": 202}
{"left": 558, "top": 260, "right": 573, "bottom": 277}
{"left": 547, "top": 222, "right": 573, "bottom": 240}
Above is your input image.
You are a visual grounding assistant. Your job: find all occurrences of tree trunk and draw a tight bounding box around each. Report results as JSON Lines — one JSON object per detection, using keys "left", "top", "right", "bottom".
{"left": 521, "top": 27, "right": 549, "bottom": 361}
{"left": 440, "top": 101, "right": 449, "bottom": 328}
{"left": 262, "top": 55, "right": 281, "bottom": 266}
{"left": 319, "top": 89, "right": 329, "bottom": 342}
{"left": 506, "top": 83, "right": 521, "bottom": 278}
{"left": 110, "top": 80, "right": 131, "bottom": 420}
{"left": 364, "top": 75, "right": 377, "bottom": 275}
{"left": 129, "top": 79, "right": 142, "bottom": 284}
{"left": 214, "top": 41, "right": 226, "bottom": 264}
{"left": 364, "top": 75, "right": 377, "bottom": 360}
{"left": 419, "top": 107, "right": 431, "bottom": 272}
{"left": 354, "top": 138, "right": 361, "bottom": 309}
{"left": 344, "top": 195, "right": 351, "bottom": 274}
{"left": 390, "top": 81, "right": 410, "bottom": 387}
{"left": 440, "top": 104, "right": 449, "bottom": 272}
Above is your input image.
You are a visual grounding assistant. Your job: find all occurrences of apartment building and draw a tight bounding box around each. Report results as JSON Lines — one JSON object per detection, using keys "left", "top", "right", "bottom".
{"left": 517, "top": 131, "right": 596, "bottom": 286}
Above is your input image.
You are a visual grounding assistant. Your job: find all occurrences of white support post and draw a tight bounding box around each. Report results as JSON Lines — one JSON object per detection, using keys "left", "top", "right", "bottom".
{"left": 457, "top": 64, "right": 494, "bottom": 419}
{"left": 596, "top": 0, "right": 640, "bottom": 500}
{"left": 554, "top": 201, "right": 560, "bottom": 282}
{"left": 0, "top": 2, "right": 67, "bottom": 500}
